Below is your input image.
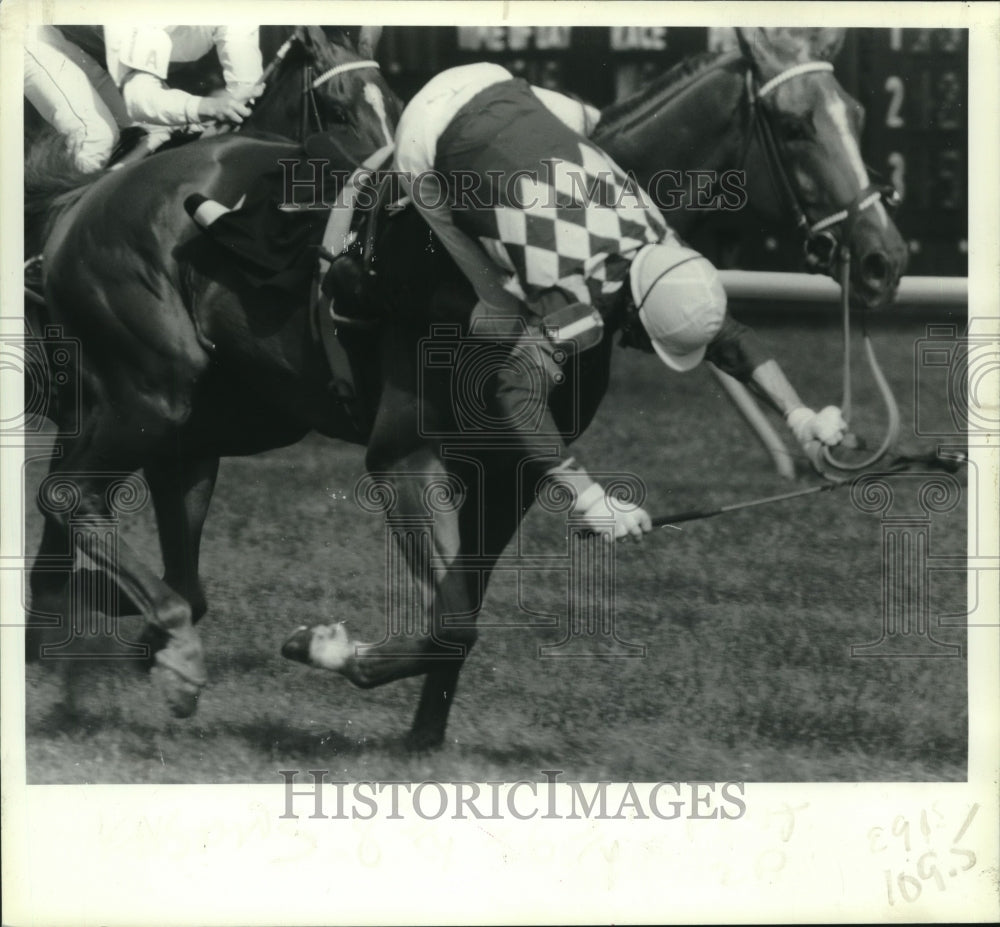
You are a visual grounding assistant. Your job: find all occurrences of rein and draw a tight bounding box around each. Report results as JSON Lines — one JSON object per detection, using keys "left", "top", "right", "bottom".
{"left": 742, "top": 60, "right": 902, "bottom": 473}
{"left": 825, "top": 247, "right": 901, "bottom": 471}
{"left": 247, "top": 34, "right": 382, "bottom": 143}
{"left": 304, "top": 58, "right": 381, "bottom": 138}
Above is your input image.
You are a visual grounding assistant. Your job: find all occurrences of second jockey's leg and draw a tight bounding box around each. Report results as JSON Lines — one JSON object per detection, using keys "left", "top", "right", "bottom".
{"left": 52, "top": 28, "right": 130, "bottom": 128}
{"left": 24, "top": 26, "right": 120, "bottom": 172}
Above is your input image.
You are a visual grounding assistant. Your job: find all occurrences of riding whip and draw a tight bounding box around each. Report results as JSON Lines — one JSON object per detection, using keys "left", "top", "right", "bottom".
{"left": 648, "top": 448, "right": 963, "bottom": 529}
{"left": 650, "top": 483, "right": 837, "bottom": 529}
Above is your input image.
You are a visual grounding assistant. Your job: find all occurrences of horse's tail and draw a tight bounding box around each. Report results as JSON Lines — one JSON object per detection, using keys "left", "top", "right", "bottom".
{"left": 24, "top": 130, "right": 105, "bottom": 256}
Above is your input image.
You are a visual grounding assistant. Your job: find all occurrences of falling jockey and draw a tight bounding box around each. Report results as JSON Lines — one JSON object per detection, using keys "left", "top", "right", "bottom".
{"left": 186, "top": 61, "right": 847, "bottom": 542}
{"left": 393, "top": 62, "right": 847, "bottom": 541}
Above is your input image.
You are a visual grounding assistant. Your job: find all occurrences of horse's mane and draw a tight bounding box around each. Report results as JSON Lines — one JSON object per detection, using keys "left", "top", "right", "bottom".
{"left": 597, "top": 48, "right": 743, "bottom": 128}
{"left": 24, "top": 131, "right": 104, "bottom": 251}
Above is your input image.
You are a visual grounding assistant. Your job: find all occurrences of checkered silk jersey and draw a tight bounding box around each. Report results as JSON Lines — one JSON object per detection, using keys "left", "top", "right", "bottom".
{"left": 434, "top": 77, "right": 670, "bottom": 320}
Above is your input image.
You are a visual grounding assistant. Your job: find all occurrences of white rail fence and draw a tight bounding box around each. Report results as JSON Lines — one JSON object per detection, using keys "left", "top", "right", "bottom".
{"left": 720, "top": 271, "right": 967, "bottom": 307}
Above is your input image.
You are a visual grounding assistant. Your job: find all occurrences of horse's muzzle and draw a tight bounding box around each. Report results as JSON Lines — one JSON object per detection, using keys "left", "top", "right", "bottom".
{"left": 848, "top": 210, "right": 909, "bottom": 310}
{"left": 853, "top": 249, "right": 902, "bottom": 308}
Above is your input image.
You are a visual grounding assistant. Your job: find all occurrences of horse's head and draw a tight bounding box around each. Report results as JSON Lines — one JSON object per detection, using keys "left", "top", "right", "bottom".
{"left": 736, "top": 27, "right": 908, "bottom": 309}
{"left": 252, "top": 26, "right": 402, "bottom": 154}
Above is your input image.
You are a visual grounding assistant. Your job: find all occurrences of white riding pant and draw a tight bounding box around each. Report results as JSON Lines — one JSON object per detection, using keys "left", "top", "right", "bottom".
{"left": 24, "top": 26, "right": 127, "bottom": 172}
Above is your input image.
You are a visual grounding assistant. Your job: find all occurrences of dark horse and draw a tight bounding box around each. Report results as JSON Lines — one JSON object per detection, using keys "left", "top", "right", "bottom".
{"left": 27, "top": 27, "right": 907, "bottom": 747}
{"left": 23, "top": 23, "right": 398, "bottom": 706}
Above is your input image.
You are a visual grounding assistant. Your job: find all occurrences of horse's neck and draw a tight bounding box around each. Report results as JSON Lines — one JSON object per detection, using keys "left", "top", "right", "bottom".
{"left": 246, "top": 76, "right": 302, "bottom": 140}
{"left": 596, "top": 57, "right": 748, "bottom": 237}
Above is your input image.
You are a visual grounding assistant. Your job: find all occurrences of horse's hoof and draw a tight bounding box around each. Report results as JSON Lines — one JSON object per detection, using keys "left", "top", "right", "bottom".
{"left": 151, "top": 665, "right": 202, "bottom": 719}
{"left": 152, "top": 631, "right": 206, "bottom": 718}
{"left": 154, "top": 627, "right": 207, "bottom": 681}
{"left": 281, "top": 623, "right": 350, "bottom": 671}
{"left": 281, "top": 625, "right": 312, "bottom": 664}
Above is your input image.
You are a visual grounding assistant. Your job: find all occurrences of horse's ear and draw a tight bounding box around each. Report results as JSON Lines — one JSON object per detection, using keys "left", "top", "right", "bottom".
{"left": 734, "top": 28, "right": 792, "bottom": 80}
{"left": 320, "top": 26, "right": 353, "bottom": 49}
{"left": 357, "top": 26, "right": 382, "bottom": 59}
{"left": 736, "top": 26, "right": 843, "bottom": 78}
{"left": 708, "top": 27, "right": 740, "bottom": 53}
{"left": 733, "top": 27, "right": 757, "bottom": 62}
{"left": 808, "top": 28, "right": 847, "bottom": 62}
{"left": 299, "top": 26, "right": 328, "bottom": 50}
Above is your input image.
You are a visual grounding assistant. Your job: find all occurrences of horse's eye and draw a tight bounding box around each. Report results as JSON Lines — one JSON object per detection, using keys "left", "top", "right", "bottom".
{"left": 326, "top": 103, "right": 351, "bottom": 125}
{"left": 779, "top": 117, "right": 813, "bottom": 142}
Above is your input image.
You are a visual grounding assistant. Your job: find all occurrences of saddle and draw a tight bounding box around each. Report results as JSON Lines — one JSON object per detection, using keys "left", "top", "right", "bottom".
{"left": 183, "top": 140, "right": 400, "bottom": 432}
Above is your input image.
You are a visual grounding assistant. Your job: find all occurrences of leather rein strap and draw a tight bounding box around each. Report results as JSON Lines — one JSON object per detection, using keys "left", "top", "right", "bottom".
{"left": 825, "top": 247, "right": 901, "bottom": 472}
{"left": 244, "top": 33, "right": 382, "bottom": 143}
{"left": 742, "top": 60, "right": 901, "bottom": 473}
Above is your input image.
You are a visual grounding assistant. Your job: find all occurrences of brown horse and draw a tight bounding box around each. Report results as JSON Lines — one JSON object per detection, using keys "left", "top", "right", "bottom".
{"left": 27, "top": 27, "right": 906, "bottom": 747}
{"left": 24, "top": 25, "right": 400, "bottom": 715}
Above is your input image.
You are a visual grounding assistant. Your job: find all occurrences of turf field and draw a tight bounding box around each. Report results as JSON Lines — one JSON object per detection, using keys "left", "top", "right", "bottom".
{"left": 22, "top": 310, "right": 970, "bottom": 782}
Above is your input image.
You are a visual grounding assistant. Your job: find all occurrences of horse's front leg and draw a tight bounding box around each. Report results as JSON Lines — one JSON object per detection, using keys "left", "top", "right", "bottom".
{"left": 29, "top": 407, "right": 208, "bottom": 717}
{"left": 27, "top": 438, "right": 77, "bottom": 662}
{"left": 145, "top": 454, "right": 220, "bottom": 624}
{"left": 401, "top": 447, "right": 530, "bottom": 750}
{"left": 282, "top": 447, "right": 482, "bottom": 747}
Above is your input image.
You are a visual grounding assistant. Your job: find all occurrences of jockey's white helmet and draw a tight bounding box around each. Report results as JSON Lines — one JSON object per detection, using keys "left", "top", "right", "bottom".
{"left": 629, "top": 243, "right": 726, "bottom": 372}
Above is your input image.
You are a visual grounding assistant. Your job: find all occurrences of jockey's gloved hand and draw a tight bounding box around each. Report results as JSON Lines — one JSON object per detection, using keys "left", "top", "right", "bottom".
{"left": 228, "top": 82, "right": 266, "bottom": 105}
{"left": 786, "top": 405, "right": 848, "bottom": 448}
{"left": 574, "top": 484, "right": 652, "bottom": 542}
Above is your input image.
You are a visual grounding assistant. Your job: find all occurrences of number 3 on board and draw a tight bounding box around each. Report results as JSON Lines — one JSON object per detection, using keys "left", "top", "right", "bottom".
{"left": 888, "top": 152, "right": 906, "bottom": 204}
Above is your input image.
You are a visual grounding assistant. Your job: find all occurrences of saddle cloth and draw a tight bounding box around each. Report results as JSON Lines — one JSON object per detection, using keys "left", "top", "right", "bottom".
{"left": 183, "top": 142, "right": 396, "bottom": 432}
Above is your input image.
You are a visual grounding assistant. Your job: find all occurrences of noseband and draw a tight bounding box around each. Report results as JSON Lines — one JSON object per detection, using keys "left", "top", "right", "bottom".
{"left": 253, "top": 33, "right": 382, "bottom": 142}
{"left": 743, "top": 61, "right": 901, "bottom": 474}
{"left": 745, "top": 61, "right": 899, "bottom": 274}
{"left": 303, "top": 59, "right": 381, "bottom": 138}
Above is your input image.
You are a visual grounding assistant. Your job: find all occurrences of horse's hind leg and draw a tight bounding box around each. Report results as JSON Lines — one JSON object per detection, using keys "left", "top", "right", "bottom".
{"left": 145, "top": 454, "right": 220, "bottom": 624}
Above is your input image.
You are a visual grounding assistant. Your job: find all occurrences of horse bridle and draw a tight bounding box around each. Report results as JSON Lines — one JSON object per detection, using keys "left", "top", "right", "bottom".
{"left": 744, "top": 61, "right": 900, "bottom": 274}
{"left": 252, "top": 33, "right": 381, "bottom": 142}
{"left": 743, "top": 60, "right": 902, "bottom": 474}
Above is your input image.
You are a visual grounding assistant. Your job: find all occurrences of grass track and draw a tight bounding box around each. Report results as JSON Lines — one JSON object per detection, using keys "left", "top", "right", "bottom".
{"left": 23, "top": 312, "right": 969, "bottom": 782}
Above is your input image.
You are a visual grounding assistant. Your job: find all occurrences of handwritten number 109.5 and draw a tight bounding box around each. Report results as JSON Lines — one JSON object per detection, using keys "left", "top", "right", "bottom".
{"left": 876, "top": 805, "right": 979, "bottom": 905}
{"left": 884, "top": 851, "right": 952, "bottom": 904}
